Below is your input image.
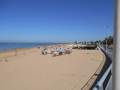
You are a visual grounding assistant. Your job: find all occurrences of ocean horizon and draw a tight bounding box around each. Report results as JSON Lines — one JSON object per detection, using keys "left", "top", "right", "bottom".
{"left": 0, "top": 42, "right": 64, "bottom": 52}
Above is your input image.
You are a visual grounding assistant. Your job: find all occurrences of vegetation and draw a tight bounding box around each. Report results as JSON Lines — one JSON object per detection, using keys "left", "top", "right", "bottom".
{"left": 74, "top": 35, "right": 113, "bottom": 46}
{"left": 102, "top": 36, "right": 113, "bottom": 45}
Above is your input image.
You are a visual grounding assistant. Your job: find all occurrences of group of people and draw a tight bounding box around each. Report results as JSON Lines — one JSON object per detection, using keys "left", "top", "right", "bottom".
{"left": 41, "top": 47, "right": 72, "bottom": 57}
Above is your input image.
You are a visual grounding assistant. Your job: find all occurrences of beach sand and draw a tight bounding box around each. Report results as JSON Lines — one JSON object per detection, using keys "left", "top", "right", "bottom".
{"left": 0, "top": 48, "right": 105, "bottom": 90}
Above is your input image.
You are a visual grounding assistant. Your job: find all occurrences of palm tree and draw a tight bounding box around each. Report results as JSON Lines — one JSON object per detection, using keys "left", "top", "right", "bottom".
{"left": 102, "top": 36, "right": 113, "bottom": 45}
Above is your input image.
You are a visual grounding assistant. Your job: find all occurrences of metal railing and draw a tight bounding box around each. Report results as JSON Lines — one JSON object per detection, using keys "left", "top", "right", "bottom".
{"left": 93, "top": 64, "right": 112, "bottom": 90}
{"left": 92, "top": 46, "right": 112, "bottom": 90}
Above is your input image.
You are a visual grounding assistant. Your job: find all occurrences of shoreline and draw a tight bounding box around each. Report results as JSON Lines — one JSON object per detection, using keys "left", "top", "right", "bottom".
{"left": 0, "top": 43, "right": 69, "bottom": 51}
{"left": 0, "top": 42, "right": 68, "bottom": 52}
{"left": 0, "top": 43, "right": 69, "bottom": 59}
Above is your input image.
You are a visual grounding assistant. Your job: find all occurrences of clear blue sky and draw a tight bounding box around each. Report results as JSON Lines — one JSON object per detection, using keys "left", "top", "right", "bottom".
{"left": 0, "top": 0, "right": 114, "bottom": 42}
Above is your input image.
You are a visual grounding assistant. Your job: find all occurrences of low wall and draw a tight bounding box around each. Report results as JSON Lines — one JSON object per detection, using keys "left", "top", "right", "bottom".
{"left": 81, "top": 49, "right": 106, "bottom": 90}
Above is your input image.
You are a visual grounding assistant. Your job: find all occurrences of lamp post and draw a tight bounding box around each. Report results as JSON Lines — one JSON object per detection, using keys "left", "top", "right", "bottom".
{"left": 106, "top": 38, "right": 108, "bottom": 52}
{"left": 115, "top": 0, "right": 120, "bottom": 90}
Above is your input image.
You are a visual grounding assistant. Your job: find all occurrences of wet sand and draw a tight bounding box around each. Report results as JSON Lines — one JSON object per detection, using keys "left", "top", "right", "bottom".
{"left": 0, "top": 48, "right": 105, "bottom": 90}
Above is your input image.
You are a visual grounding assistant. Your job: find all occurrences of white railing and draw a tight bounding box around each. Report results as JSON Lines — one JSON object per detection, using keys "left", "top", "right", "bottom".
{"left": 93, "top": 64, "right": 112, "bottom": 90}
{"left": 92, "top": 46, "right": 112, "bottom": 90}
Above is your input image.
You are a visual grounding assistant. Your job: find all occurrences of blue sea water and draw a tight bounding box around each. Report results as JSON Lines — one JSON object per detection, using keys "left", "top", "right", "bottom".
{"left": 0, "top": 42, "right": 60, "bottom": 51}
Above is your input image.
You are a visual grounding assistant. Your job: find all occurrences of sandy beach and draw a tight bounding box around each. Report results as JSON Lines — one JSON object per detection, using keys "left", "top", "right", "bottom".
{"left": 0, "top": 46, "right": 105, "bottom": 90}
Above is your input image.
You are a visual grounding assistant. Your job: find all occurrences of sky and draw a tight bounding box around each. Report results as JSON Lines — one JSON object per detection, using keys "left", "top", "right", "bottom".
{"left": 0, "top": 0, "right": 114, "bottom": 42}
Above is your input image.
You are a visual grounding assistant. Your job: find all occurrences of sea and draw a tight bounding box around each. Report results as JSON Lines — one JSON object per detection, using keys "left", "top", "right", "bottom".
{"left": 0, "top": 42, "right": 62, "bottom": 52}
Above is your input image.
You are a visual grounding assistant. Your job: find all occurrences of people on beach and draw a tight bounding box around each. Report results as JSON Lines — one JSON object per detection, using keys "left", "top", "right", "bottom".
{"left": 41, "top": 48, "right": 47, "bottom": 55}
{"left": 41, "top": 46, "right": 72, "bottom": 57}
{"left": 65, "top": 48, "right": 72, "bottom": 54}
